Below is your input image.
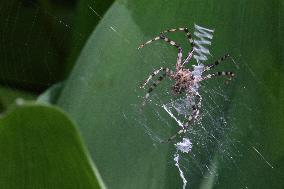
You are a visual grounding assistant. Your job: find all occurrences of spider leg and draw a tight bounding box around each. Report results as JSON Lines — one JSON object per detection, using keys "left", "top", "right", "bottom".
{"left": 204, "top": 54, "right": 231, "bottom": 72}
{"left": 202, "top": 71, "right": 235, "bottom": 81}
{"left": 142, "top": 67, "right": 174, "bottom": 107}
{"left": 161, "top": 104, "right": 200, "bottom": 143}
{"left": 161, "top": 27, "right": 195, "bottom": 67}
{"left": 140, "top": 67, "right": 173, "bottom": 89}
{"left": 161, "top": 93, "right": 201, "bottom": 143}
{"left": 160, "top": 28, "right": 195, "bottom": 66}
{"left": 138, "top": 35, "right": 183, "bottom": 69}
{"left": 181, "top": 49, "right": 194, "bottom": 66}
{"left": 161, "top": 27, "right": 195, "bottom": 49}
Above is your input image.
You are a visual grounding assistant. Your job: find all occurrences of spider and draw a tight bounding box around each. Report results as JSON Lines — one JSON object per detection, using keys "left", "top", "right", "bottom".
{"left": 138, "top": 27, "right": 235, "bottom": 143}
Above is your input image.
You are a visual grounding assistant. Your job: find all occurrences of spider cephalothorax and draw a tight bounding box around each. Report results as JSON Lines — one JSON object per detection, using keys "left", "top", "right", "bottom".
{"left": 138, "top": 27, "right": 235, "bottom": 142}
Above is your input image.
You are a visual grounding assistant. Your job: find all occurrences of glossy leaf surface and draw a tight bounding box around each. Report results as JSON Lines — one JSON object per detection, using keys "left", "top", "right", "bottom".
{"left": 0, "top": 104, "right": 104, "bottom": 189}
{"left": 57, "top": 0, "right": 284, "bottom": 188}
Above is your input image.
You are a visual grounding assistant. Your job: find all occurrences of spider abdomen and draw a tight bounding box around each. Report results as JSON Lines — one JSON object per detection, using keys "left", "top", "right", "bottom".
{"left": 171, "top": 70, "right": 194, "bottom": 95}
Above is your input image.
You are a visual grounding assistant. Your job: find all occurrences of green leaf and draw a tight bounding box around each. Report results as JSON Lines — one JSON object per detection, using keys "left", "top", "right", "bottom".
{"left": 57, "top": 0, "right": 284, "bottom": 188}
{"left": 0, "top": 103, "right": 104, "bottom": 189}
{"left": 0, "top": 85, "right": 35, "bottom": 113}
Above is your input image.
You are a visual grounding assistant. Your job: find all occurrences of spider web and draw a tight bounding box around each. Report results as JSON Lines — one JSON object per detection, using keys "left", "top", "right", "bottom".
{"left": 132, "top": 75, "right": 241, "bottom": 188}
{"left": 131, "top": 24, "right": 274, "bottom": 189}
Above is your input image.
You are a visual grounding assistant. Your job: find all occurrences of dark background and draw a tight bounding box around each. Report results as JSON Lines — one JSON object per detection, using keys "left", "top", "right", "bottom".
{"left": 0, "top": 0, "right": 113, "bottom": 93}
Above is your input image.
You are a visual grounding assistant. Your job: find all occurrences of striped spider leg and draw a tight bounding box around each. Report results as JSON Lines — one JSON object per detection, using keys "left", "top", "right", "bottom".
{"left": 160, "top": 28, "right": 195, "bottom": 66}
{"left": 202, "top": 54, "right": 235, "bottom": 80}
{"left": 138, "top": 27, "right": 195, "bottom": 70}
{"left": 140, "top": 67, "right": 174, "bottom": 107}
{"left": 162, "top": 90, "right": 202, "bottom": 143}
